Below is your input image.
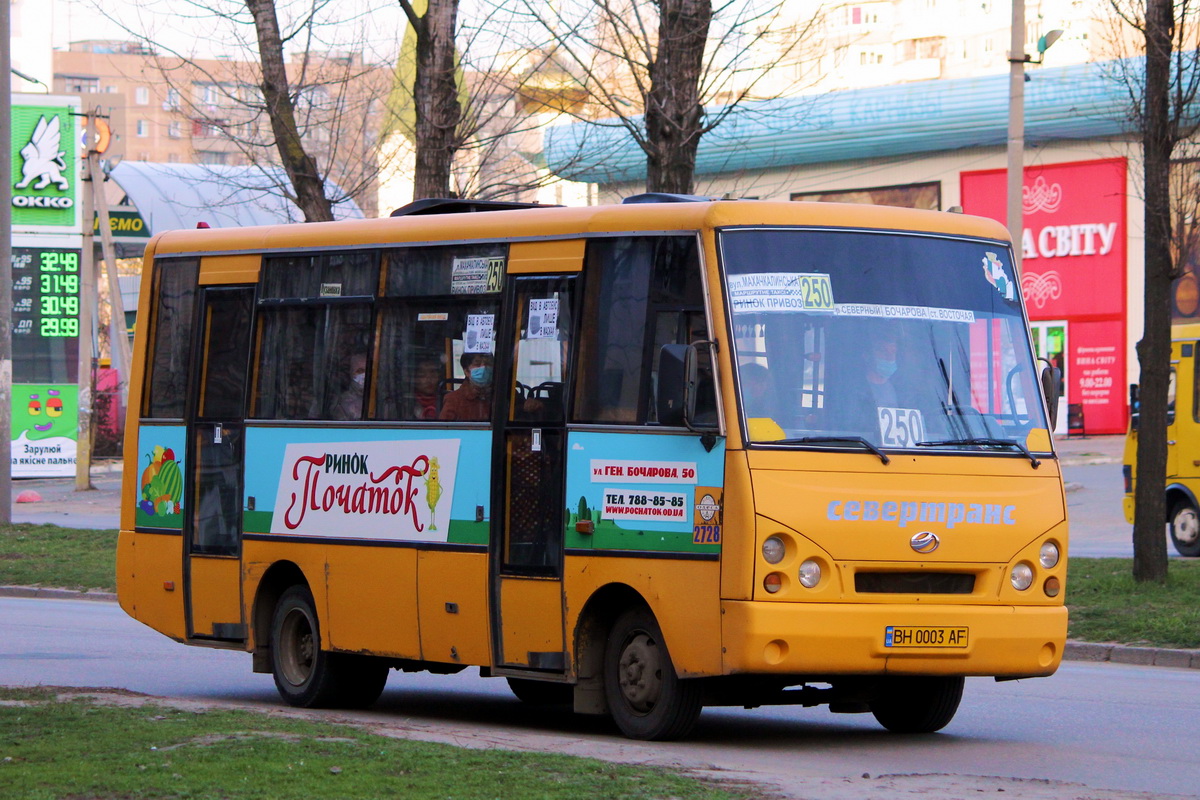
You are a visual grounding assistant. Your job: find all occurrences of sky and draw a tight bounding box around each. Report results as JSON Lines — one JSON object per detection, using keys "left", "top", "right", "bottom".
{"left": 51, "top": 0, "right": 412, "bottom": 63}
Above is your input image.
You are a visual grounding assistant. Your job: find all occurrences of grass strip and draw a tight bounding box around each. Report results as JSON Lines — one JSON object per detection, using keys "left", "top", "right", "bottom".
{"left": 0, "top": 523, "right": 117, "bottom": 592}
{"left": 3, "top": 523, "right": 1199, "bottom": 649}
{"left": 1066, "top": 557, "right": 1200, "bottom": 648}
{"left": 0, "top": 688, "right": 746, "bottom": 800}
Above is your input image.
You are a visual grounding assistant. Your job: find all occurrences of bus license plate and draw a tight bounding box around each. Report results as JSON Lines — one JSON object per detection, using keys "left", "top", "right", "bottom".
{"left": 885, "top": 626, "right": 968, "bottom": 648}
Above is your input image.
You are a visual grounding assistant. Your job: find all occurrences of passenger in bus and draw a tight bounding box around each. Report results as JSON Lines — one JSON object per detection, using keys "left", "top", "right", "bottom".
{"left": 838, "top": 322, "right": 927, "bottom": 439}
{"left": 412, "top": 358, "right": 441, "bottom": 420}
{"left": 331, "top": 352, "right": 367, "bottom": 420}
{"left": 439, "top": 352, "right": 493, "bottom": 421}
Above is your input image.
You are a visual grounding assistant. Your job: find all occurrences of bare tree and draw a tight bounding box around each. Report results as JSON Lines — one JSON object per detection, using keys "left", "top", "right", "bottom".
{"left": 397, "top": 0, "right": 461, "bottom": 199}
{"left": 501, "top": 0, "right": 822, "bottom": 195}
{"left": 388, "top": 1, "right": 595, "bottom": 202}
{"left": 246, "top": 0, "right": 334, "bottom": 220}
{"left": 87, "top": 0, "right": 401, "bottom": 219}
{"left": 1107, "top": 0, "right": 1200, "bottom": 581}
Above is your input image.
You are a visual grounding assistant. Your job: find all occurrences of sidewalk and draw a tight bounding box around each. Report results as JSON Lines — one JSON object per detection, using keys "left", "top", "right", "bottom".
{"left": 10, "top": 460, "right": 122, "bottom": 529}
{"left": 1052, "top": 433, "right": 1124, "bottom": 466}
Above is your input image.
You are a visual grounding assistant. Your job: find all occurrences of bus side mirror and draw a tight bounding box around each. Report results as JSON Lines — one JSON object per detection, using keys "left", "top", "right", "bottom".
{"left": 657, "top": 344, "right": 693, "bottom": 426}
{"left": 1040, "top": 363, "right": 1062, "bottom": 430}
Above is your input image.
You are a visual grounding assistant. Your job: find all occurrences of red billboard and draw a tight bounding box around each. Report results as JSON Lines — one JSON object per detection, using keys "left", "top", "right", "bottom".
{"left": 961, "top": 158, "right": 1128, "bottom": 435}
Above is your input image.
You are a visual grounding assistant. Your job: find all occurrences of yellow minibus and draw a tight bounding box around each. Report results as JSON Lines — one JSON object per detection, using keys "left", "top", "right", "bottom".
{"left": 117, "top": 196, "right": 1067, "bottom": 740}
{"left": 1123, "top": 323, "right": 1200, "bottom": 556}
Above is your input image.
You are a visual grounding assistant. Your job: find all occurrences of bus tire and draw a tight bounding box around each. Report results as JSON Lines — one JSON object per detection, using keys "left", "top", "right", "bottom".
{"left": 269, "top": 585, "right": 343, "bottom": 708}
{"left": 603, "top": 607, "right": 702, "bottom": 740}
{"left": 870, "top": 675, "right": 964, "bottom": 733}
{"left": 1169, "top": 500, "right": 1200, "bottom": 557}
{"left": 506, "top": 677, "right": 572, "bottom": 706}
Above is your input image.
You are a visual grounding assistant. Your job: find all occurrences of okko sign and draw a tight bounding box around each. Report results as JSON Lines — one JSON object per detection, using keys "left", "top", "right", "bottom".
{"left": 10, "top": 97, "right": 83, "bottom": 233}
{"left": 960, "top": 159, "right": 1128, "bottom": 435}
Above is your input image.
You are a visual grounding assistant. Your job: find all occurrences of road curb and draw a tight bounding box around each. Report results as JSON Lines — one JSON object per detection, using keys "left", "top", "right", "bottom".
{"left": 0, "top": 585, "right": 117, "bottom": 602}
{"left": 1064, "top": 640, "right": 1200, "bottom": 669}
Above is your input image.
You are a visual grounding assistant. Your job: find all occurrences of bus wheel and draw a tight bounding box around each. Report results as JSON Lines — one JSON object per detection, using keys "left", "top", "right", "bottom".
{"left": 1170, "top": 500, "right": 1200, "bottom": 557}
{"left": 506, "top": 678, "right": 572, "bottom": 706}
{"left": 869, "top": 676, "right": 964, "bottom": 733}
{"left": 270, "top": 585, "right": 342, "bottom": 708}
{"left": 603, "top": 607, "right": 702, "bottom": 740}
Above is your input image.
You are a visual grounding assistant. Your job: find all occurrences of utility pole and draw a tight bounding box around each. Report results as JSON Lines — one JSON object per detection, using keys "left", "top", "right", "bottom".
{"left": 1, "top": 0, "right": 14, "bottom": 522}
{"left": 75, "top": 111, "right": 98, "bottom": 491}
{"left": 1006, "top": 0, "right": 1026, "bottom": 272}
{"left": 87, "top": 112, "right": 130, "bottom": 419}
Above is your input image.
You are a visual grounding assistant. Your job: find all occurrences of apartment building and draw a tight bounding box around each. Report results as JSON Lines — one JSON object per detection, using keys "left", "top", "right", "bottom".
{"left": 52, "top": 40, "right": 391, "bottom": 217}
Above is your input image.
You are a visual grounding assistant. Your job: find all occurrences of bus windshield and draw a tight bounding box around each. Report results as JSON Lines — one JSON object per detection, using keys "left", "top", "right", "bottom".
{"left": 720, "top": 227, "right": 1049, "bottom": 453}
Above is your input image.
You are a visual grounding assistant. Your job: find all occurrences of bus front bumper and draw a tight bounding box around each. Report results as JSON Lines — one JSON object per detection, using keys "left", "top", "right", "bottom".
{"left": 721, "top": 600, "right": 1067, "bottom": 677}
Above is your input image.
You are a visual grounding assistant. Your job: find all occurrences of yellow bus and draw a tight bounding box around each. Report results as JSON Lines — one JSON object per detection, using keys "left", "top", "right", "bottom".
{"left": 1123, "top": 323, "right": 1200, "bottom": 557}
{"left": 117, "top": 196, "right": 1068, "bottom": 740}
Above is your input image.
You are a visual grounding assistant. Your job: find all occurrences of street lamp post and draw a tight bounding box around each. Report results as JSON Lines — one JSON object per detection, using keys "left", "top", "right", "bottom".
{"left": 1007, "top": 0, "right": 1063, "bottom": 272}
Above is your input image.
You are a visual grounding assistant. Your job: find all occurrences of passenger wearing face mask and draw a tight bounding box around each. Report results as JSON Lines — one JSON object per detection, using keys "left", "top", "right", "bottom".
{"left": 439, "top": 352, "right": 494, "bottom": 421}
{"left": 866, "top": 332, "right": 901, "bottom": 410}
{"left": 836, "top": 322, "right": 911, "bottom": 438}
{"left": 331, "top": 352, "right": 368, "bottom": 420}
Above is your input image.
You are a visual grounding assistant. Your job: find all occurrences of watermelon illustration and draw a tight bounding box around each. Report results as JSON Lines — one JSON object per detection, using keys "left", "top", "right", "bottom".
{"left": 140, "top": 447, "right": 184, "bottom": 516}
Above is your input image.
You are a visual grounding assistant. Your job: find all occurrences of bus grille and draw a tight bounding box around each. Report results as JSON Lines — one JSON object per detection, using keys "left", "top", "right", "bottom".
{"left": 854, "top": 572, "right": 975, "bottom": 594}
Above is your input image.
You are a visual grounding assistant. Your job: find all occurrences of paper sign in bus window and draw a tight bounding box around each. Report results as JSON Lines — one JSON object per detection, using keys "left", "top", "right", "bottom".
{"left": 834, "top": 303, "right": 976, "bottom": 324}
{"left": 464, "top": 314, "right": 494, "bottom": 353}
{"left": 452, "top": 256, "right": 504, "bottom": 295}
{"left": 527, "top": 298, "right": 559, "bottom": 339}
{"left": 877, "top": 407, "right": 925, "bottom": 448}
{"left": 728, "top": 272, "right": 835, "bottom": 314}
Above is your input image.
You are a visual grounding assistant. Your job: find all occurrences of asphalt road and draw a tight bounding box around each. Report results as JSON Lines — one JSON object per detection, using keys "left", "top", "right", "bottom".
{"left": 2, "top": 596, "right": 1198, "bottom": 800}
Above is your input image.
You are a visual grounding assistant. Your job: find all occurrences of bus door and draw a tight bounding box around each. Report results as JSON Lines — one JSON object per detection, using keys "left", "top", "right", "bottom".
{"left": 185, "top": 286, "right": 254, "bottom": 641}
{"left": 491, "top": 276, "right": 576, "bottom": 671}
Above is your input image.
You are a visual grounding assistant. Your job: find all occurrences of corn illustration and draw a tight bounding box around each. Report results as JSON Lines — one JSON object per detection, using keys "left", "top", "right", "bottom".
{"left": 425, "top": 457, "right": 442, "bottom": 531}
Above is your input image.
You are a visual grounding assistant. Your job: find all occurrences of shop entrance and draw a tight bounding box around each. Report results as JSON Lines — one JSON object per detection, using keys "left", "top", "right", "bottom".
{"left": 1030, "top": 320, "right": 1068, "bottom": 435}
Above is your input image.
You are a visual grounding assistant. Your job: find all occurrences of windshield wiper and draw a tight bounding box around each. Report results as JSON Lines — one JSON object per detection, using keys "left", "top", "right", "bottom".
{"left": 775, "top": 436, "right": 890, "bottom": 465}
{"left": 916, "top": 437, "right": 1040, "bottom": 469}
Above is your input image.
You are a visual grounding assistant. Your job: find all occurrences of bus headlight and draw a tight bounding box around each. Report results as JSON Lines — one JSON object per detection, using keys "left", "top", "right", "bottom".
{"left": 798, "top": 559, "right": 822, "bottom": 588}
{"left": 1039, "top": 541, "right": 1060, "bottom": 569}
{"left": 1010, "top": 562, "right": 1034, "bottom": 591}
{"left": 762, "top": 536, "right": 785, "bottom": 564}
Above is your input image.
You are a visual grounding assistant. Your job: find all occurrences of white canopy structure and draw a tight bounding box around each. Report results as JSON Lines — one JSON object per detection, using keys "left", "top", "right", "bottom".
{"left": 108, "top": 162, "right": 363, "bottom": 233}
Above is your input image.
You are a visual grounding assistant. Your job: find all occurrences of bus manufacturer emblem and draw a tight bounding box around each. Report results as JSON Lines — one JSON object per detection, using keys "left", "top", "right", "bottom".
{"left": 910, "top": 531, "right": 940, "bottom": 554}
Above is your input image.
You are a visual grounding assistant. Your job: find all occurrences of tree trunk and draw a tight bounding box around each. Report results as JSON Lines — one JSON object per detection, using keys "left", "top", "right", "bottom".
{"left": 1132, "top": 0, "right": 1174, "bottom": 583}
{"left": 411, "top": 0, "right": 462, "bottom": 199}
{"left": 644, "top": 0, "right": 712, "bottom": 194}
{"left": 245, "top": 0, "right": 335, "bottom": 222}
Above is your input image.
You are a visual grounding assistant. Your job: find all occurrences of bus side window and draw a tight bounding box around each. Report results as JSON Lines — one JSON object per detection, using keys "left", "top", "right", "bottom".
{"left": 374, "top": 244, "right": 504, "bottom": 422}
{"left": 144, "top": 257, "right": 200, "bottom": 419}
{"left": 573, "top": 236, "right": 707, "bottom": 425}
{"left": 253, "top": 252, "right": 377, "bottom": 421}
